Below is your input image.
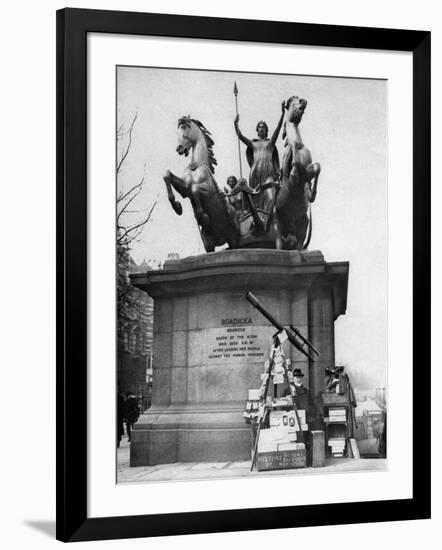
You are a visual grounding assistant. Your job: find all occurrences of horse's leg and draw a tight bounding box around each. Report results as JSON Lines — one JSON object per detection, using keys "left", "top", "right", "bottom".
{"left": 191, "top": 183, "right": 211, "bottom": 230}
{"left": 281, "top": 233, "right": 297, "bottom": 250}
{"left": 289, "top": 143, "right": 302, "bottom": 186}
{"left": 272, "top": 212, "right": 283, "bottom": 249}
{"left": 261, "top": 180, "right": 277, "bottom": 233}
{"left": 305, "top": 162, "right": 321, "bottom": 202}
{"left": 163, "top": 169, "right": 188, "bottom": 215}
{"left": 223, "top": 199, "right": 239, "bottom": 249}
{"left": 200, "top": 228, "right": 216, "bottom": 253}
{"left": 275, "top": 231, "right": 283, "bottom": 250}
{"left": 281, "top": 144, "right": 292, "bottom": 181}
{"left": 295, "top": 214, "right": 309, "bottom": 251}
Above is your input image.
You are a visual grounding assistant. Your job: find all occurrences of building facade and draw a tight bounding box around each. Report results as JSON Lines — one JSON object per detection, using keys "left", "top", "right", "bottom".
{"left": 117, "top": 256, "right": 154, "bottom": 412}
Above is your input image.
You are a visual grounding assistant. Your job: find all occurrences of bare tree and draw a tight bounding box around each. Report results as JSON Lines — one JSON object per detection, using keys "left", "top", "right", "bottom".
{"left": 117, "top": 111, "right": 156, "bottom": 348}
{"left": 117, "top": 111, "right": 157, "bottom": 254}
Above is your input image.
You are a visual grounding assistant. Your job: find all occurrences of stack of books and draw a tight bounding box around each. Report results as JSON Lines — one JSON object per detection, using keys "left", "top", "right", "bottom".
{"left": 328, "top": 437, "right": 346, "bottom": 457}
{"left": 327, "top": 407, "right": 347, "bottom": 422}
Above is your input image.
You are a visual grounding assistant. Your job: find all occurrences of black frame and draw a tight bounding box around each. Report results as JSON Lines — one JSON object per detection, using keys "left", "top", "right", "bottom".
{"left": 56, "top": 8, "right": 431, "bottom": 542}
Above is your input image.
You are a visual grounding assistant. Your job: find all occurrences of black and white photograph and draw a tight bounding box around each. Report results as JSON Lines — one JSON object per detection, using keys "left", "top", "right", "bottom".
{"left": 116, "top": 66, "right": 387, "bottom": 483}
{"left": 1, "top": 0, "right": 437, "bottom": 547}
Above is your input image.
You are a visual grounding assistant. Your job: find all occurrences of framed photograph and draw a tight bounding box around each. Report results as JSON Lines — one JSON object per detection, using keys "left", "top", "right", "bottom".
{"left": 57, "top": 8, "right": 430, "bottom": 542}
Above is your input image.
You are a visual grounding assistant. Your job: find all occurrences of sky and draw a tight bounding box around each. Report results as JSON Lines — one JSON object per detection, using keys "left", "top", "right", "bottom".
{"left": 117, "top": 66, "right": 387, "bottom": 388}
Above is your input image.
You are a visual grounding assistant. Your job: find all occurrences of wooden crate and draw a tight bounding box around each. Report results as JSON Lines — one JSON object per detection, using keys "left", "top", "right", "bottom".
{"left": 256, "top": 449, "right": 306, "bottom": 471}
{"left": 309, "top": 430, "right": 325, "bottom": 467}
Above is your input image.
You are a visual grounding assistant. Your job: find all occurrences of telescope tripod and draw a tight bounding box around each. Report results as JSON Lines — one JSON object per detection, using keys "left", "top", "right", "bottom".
{"left": 250, "top": 332, "right": 305, "bottom": 472}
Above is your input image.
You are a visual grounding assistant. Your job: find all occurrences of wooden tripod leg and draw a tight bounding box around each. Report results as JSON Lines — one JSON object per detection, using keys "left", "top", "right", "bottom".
{"left": 250, "top": 420, "right": 262, "bottom": 472}
{"left": 251, "top": 345, "right": 277, "bottom": 472}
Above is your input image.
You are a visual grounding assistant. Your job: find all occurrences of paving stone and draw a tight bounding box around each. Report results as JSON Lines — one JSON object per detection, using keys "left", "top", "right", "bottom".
{"left": 117, "top": 437, "right": 386, "bottom": 483}
{"left": 190, "top": 462, "right": 229, "bottom": 470}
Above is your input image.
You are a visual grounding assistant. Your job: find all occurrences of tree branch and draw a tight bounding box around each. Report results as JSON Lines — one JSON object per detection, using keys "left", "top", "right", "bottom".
{"left": 117, "top": 177, "right": 144, "bottom": 222}
{"left": 117, "top": 201, "right": 157, "bottom": 246}
{"left": 117, "top": 173, "right": 145, "bottom": 204}
{"left": 116, "top": 111, "right": 138, "bottom": 173}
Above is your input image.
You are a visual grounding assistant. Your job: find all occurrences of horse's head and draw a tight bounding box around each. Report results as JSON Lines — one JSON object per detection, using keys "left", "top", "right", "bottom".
{"left": 176, "top": 116, "right": 199, "bottom": 157}
{"left": 175, "top": 116, "right": 217, "bottom": 173}
{"left": 286, "top": 96, "right": 308, "bottom": 125}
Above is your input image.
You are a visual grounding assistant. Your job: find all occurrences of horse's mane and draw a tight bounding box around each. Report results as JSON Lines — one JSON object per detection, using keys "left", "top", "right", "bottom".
{"left": 178, "top": 116, "right": 218, "bottom": 174}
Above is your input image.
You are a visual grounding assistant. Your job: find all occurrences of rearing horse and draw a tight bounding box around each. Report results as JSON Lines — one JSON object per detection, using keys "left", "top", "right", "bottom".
{"left": 276, "top": 96, "right": 321, "bottom": 250}
{"left": 164, "top": 116, "right": 237, "bottom": 252}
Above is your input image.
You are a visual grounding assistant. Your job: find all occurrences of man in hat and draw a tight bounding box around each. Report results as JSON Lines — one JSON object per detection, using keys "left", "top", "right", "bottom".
{"left": 284, "top": 368, "right": 316, "bottom": 427}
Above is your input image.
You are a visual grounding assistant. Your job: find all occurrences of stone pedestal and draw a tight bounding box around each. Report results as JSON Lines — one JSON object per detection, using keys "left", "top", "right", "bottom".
{"left": 129, "top": 249, "right": 348, "bottom": 466}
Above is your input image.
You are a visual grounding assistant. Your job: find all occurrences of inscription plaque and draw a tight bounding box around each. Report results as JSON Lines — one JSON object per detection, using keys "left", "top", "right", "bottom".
{"left": 257, "top": 449, "right": 307, "bottom": 471}
{"left": 206, "top": 320, "right": 271, "bottom": 365}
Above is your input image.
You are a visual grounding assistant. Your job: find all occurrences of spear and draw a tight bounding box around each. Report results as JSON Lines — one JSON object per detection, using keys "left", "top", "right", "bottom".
{"left": 233, "top": 81, "right": 243, "bottom": 180}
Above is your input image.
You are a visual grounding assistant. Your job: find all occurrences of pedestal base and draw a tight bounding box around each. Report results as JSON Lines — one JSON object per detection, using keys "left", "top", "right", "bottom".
{"left": 130, "top": 405, "right": 250, "bottom": 466}
{"left": 130, "top": 249, "right": 348, "bottom": 466}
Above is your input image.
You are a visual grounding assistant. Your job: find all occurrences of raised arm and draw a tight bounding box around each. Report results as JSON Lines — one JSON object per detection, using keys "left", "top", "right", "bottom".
{"left": 234, "top": 114, "right": 253, "bottom": 149}
{"left": 271, "top": 101, "right": 286, "bottom": 145}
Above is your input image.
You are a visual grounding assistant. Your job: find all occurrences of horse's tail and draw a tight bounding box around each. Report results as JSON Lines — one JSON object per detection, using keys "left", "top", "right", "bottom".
{"left": 302, "top": 204, "right": 312, "bottom": 250}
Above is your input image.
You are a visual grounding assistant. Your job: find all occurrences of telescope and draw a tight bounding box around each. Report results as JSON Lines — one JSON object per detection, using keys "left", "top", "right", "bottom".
{"left": 245, "top": 291, "right": 320, "bottom": 361}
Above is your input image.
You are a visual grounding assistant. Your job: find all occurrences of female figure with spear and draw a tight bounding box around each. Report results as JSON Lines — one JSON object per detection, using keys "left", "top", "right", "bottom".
{"left": 233, "top": 89, "right": 285, "bottom": 212}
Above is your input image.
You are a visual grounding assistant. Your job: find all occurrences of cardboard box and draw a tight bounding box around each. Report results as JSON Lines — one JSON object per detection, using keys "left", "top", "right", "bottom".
{"left": 277, "top": 442, "right": 299, "bottom": 452}
{"left": 271, "top": 427, "right": 288, "bottom": 441}
{"left": 257, "top": 429, "right": 278, "bottom": 452}
{"left": 258, "top": 441, "right": 278, "bottom": 452}
{"left": 259, "top": 427, "right": 287, "bottom": 443}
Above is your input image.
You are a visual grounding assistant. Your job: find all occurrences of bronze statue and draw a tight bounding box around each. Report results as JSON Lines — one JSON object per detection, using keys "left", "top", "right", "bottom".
{"left": 234, "top": 106, "right": 284, "bottom": 189}
{"left": 163, "top": 116, "right": 238, "bottom": 252}
{"left": 231, "top": 101, "right": 285, "bottom": 239}
{"left": 276, "top": 96, "right": 321, "bottom": 250}
{"left": 163, "top": 92, "right": 320, "bottom": 252}
{"left": 225, "top": 176, "right": 243, "bottom": 212}
{"left": 223, "top": 177, "right": 269, "bottom": 240}
{"left": 234, "top": 102, "right": 285, "bottom": 213}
